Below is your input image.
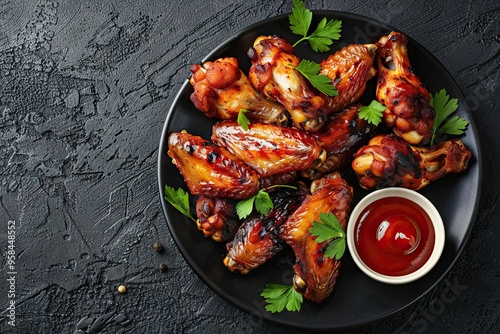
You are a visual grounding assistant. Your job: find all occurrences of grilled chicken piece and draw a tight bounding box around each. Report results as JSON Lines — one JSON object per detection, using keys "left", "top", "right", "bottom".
{"left": 168, "top": 131, "right": 259, "bottom": 199}
{"left": 279, "top": 173, "right": 353, "bottom": 303}
{"left": 248, "top": 35, "right": 327, "bottom": 132}
{"left": 376, "top": 32, "right": 435, "bottom": 145}
{"left": 320, "top": 44, "right": 377, "bottom": 114}
{"left": 189, "top": 57, "right": 288, "bottom": 125}
{"left": 224, "top": 185, "right": 308, "bottom": 274}
{"left": 212, "top": 120, "right": 325, "bottom": 177}
{"left": 195, "top": 196, "right": 240, "bottom": 242}
{"left": 260, "top": 171, "right": 299, "bottom": 189}
{"left": 302, "top": 104, "right": 375, "bottom": 179}
{"left": 352, "top": 134, "right": 472, "bottom": 190}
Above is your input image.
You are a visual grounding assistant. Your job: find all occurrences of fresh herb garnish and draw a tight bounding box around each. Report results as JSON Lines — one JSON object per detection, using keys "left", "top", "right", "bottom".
{"left": 358, "top": 100, "right": 386, "bottom": 126}
{"left": 294, "top": 59, "right": 337, "bottom": 96}
{"left": 236, "top": 185, "right": 297, "bottom": 220}
{"left": 309, "top": 212, "right": 346, "bottom": 260}
{"left": 430, "top": 88, "right": 468, "bottom": 145}
{"left": 289, "top": 0, "right": 342, "bottom": 52}
{"left": 164, "top": 185, "right": 196, "bottom": 222}
{"left": 237, "top": 109, "right": 251, "bottom": 130}
{"left": 261, "top": 283, "right": 303, "bottom": 313}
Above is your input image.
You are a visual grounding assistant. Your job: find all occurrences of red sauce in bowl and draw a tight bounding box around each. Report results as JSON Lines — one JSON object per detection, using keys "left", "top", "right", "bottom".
{"left": 354, "top": 196, "right": 435, "bottom": 276}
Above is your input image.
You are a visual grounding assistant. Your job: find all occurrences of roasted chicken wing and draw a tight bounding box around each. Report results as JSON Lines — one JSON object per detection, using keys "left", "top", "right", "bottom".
{"left": 302, "top": 104, "right": 375, "bottom": 179}
{"left": 320, "top": 44, "right": 377, "bottom": 114}
{"left": 168, "top": 131, "right": 259, "bottom": 199}
{"left": 376, "top": 32, "right": 435, "bottom": 145}
{"left": 212, "top": 120, "right": 325, "bottom": 177}
{"left": 279, "top": 172, "right": 353, "bottom": 303}
{"left": 195, "top": 196, "right": 240, "bottom": 242}
{"left": 352, "top": 134, "right": 472, "bottom": 190}
{"left": 224, "top": 185, "right": 308, "bottom": 274}
{"left": 259, "top": 171, "right": 299, "bottom": 189}
{"left": 248, "top": 35, "right": 327, "bottom": 132}
{"left": 189, "top": 57, "right": 288, "bottom": 125}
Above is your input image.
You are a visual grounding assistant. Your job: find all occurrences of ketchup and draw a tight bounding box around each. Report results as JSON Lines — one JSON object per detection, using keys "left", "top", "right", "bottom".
{"left": 354, "top": 196, "right": 435, "bottom": 276}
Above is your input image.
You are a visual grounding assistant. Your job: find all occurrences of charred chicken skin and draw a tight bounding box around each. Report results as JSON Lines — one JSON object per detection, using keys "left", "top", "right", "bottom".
{"left": 224, "top": 185, "right": 308, "bottom": 274}
{"left": 248, "top": 35, "right": 327, "bottom": 132}
{"left": 352, "top": 134, "right": 472, "bottom": 190}
{"left": 320, "top": 44, "right": 377, "bottom": 114}
{"left": 195, "top": 196, "right": 240, "bottom": 242}
{"left": 376, "top": 32, "right": 435, "bottom": 145}
{"left": 168, "top": 131, "right": 259, "bottom": 199}
{"left": 302, "top": 104, "right": 375, "bottom": 179}
{"left": 189, "top": 57, "right": 288, "bottom": 125}
{"left": 279, "top": 173, "right": 353, "bottom": 303}
{"left": 212, "top": 120, "right": 325, "bottom": 177}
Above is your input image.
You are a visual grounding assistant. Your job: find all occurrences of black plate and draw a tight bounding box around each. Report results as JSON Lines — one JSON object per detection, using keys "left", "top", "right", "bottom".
{"left": 157, "top": 11, "right": 481, "bottom": 331}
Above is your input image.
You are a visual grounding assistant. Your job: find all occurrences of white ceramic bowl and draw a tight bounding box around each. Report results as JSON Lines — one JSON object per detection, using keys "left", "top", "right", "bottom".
{"left": 347, "top": 188, "right": 445, "bottom": 284}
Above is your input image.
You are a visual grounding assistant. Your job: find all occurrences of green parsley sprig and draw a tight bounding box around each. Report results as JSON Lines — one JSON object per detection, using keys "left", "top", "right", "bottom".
{"left": 308, "top": 212, "right": 346, "bottom": 260}
{"left": 237, "top": 109, "right": 251, "bottom": 130}
{"left": 294, "top": 60, "right": 337, "bottom": 96}
{"left": 430, "top": 88, "right": 468, "bottom": 145}
{"left": 261, "top": 283, "right": 303, "bottom": 313}
{"left": 289, "top": 0, "right": 342, "bottom": 52}
{"left": 164, "top": 185, "right": 196, "bottom": 223}
{"left": 236, "top": 185, "right": 297, "bottom": 220}
{"left": 358, "top": 100, "right": 386, "bottom": 126}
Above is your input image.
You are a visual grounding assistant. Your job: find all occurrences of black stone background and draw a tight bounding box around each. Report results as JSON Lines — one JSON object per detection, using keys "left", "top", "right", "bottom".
{"left": 0, "top": 0, "right": 498, "bottom": 333}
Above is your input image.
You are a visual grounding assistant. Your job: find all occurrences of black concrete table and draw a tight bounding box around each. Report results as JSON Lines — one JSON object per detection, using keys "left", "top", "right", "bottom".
{"left": 1, "top": 1, "right": 498, "bottom": 333}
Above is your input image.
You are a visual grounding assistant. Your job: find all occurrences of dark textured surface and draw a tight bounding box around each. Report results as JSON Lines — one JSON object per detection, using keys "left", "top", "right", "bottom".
{"left": 0, "top": 0, "right": 498, "bottom": 333}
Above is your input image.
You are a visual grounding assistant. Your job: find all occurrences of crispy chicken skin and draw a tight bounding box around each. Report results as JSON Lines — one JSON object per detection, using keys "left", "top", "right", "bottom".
{"left": 279, "top": 172, "right": 353, "bottom": 303}
{"left": 224, "top": 185, "right": 308, "bottom": 274}
{"left": 320, "top": 44, "right": 377, "bottom": 114}
{"left": 189, "top": 57, "right": 288, "bottom": 125}
{"left": 248, "top": 35, "right": 327, "bottom": 132}
{"left": 168, "top": 131, "right": 259, "bottom": 199}
{"left": 352, "top": 134, "right": 472, "bottom": 190}
{"left": 195, "top": 196, "right": 240, "bottom": 242}
{"left": 212, "top": 120, "right": 325, "bottom": 177}
{"left": 376, "top": 32, "right": 435, "bottom": 145}
{"left": 302, "top": 104, "right": 375, "bottom": 179}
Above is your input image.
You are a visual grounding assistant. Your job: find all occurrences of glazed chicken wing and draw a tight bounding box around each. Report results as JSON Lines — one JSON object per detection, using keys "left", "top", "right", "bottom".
{"left": 248, "top": 35, "right": 327, "bottom": 132}
{"left": 168, "top": 131, "right": 259, "bottom": 199}
{"left": 224, "top": 185, "right": 308, "bottom": 274}
{"left": 212, "top": 120, "right": 325, "bottom": 177}
{"left": 352, "top": 134, "right": 472, "bottom": 190}
{"left": 189, "top": 57, "right": 288, "bottom": 125}
{"left": 320, "top": 44, "right": 377, "bottom": 114}
{"left": 279, "top": 172, "right": 353, "bottom": 303}
{"left": 376, "top": 31, "right": 435, "bottom": 145}
{"left": 195, "top": 196, "right": 240, "bottom": 242}
{"left": 302, "top": 104, "right": 375, "bottom": 179}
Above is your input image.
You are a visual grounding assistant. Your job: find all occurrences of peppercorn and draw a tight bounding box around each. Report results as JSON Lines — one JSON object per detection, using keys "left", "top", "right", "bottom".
{"left": 152, "top": 242, "right": 163, "bottom": 252}
{"left": 159, "top": 263, "right": 168, "bottom": 272}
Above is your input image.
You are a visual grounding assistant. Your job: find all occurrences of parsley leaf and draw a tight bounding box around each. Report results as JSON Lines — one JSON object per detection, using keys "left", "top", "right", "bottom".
{"left": 289, "top": 0, "right": 342, "bottom": 52}
{"left": 439, "top": 116, "right": 469, "bottom": 135}
{"left": 308, "top": 212, "right": 346, "bottom": 260}
{"left": 358, "top": 100, "right": 386, "bottom": 126}
{"left": 294, "top": 59, "right": 337, "bottom": 96}
{"left": 236, "top": 185, "right": 297, "bottom": 220}
{"left": 306, "top": 18, "right": 342, "bottom": 52}
{"left": 430, "top": 89, "right": 468, "bottom": 145}
{"left": 289, "top": 0, "right": 312, "bottom": 38}
{"left": 236, "top": 189, "right": 273, "bottom": 219}
{"left": 237, "top": 109, "right": 251, "bottom": 130}
{"left": 164, "top": 185, "right": 196, "bottom": 223}
{"left": 261, "top": 283, "right": 303, "bottom": 313}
